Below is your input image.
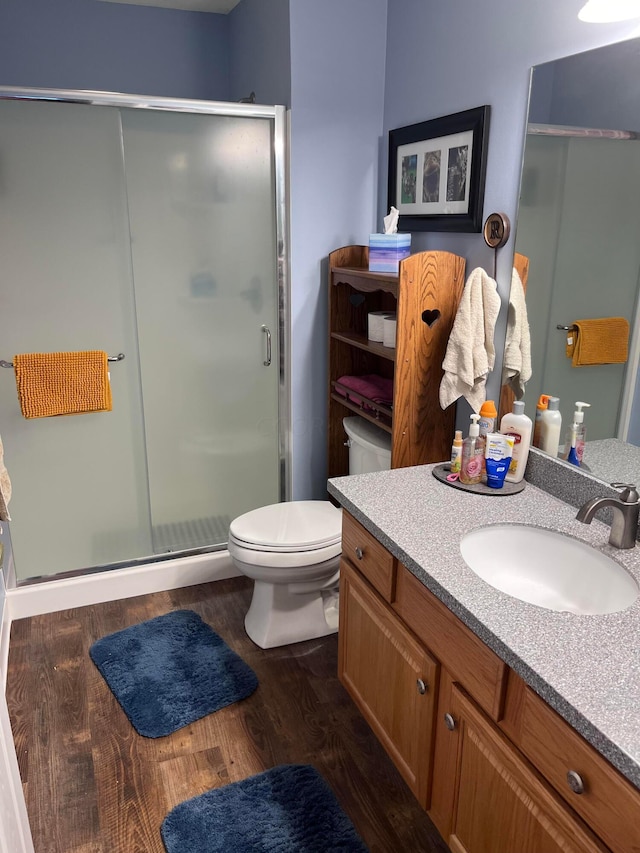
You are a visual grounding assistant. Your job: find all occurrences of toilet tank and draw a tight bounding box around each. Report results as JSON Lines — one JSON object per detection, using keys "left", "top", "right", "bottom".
{"left": 343, "top": 416, "right": 392, "bottom": 474}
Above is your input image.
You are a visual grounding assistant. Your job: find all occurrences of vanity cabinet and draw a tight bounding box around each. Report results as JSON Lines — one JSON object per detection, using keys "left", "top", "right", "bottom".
{"left": 327, "top": 245, "right": 465, "bottom": 480}
{"left": 338, "top": 509, "right": 640, "bottom": 853}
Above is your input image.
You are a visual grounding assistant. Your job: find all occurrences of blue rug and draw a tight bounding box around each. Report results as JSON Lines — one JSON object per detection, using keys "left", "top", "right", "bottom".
{"left": 89, "top": 609, "right": 258, "bottom": 738}
{"left": 161, "top": 764, "right": 369, "bottom": 853}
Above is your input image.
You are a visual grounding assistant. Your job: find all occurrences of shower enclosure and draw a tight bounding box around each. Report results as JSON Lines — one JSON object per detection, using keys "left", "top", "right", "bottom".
{"left": 0, "top": 89, "right": 289, "bottom": 583}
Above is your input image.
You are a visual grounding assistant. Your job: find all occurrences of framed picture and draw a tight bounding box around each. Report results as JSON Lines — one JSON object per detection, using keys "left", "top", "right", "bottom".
{"left": 388, "top": 105, "right": 490, "bottom": 233}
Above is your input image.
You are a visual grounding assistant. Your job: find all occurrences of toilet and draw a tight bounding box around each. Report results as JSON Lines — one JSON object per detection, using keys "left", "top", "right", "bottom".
{"left": 228, "top": 416, "right": 392, "bottom": 649}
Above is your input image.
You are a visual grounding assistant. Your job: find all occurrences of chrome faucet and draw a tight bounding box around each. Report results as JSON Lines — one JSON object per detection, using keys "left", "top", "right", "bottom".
{"left": 576, "top": 483, "right": 640, "bottom": 549}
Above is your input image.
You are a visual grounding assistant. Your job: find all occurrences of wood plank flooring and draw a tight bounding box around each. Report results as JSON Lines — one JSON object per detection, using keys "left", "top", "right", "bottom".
{"left": 6, "top": 576, "right": 451, "bottom": 853}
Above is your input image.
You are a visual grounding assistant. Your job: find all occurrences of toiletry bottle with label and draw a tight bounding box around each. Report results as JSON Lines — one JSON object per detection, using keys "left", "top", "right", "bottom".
{"left": 539, "top": 396, "right": 562, "bottom": 458}
{"left": 450, "top": 430, "right": 463, "bottom": 475}
{"left": 460, "top": 414, "right": 483, "bottom": 485}
{"left": 499, "top": 400, "right": 532, "bottom": 483}
{"left": 532, "top": 394, "right": 551, "bottom": 448}
{"left": 563, "top": 401, "right": 591, "bottom": 466}
{"left": 478, "top": 400, "right": 497, "bottom": 482}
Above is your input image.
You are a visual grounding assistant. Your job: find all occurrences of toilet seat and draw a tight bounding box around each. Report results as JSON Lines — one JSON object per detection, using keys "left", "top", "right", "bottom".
{"left": 229, "top": 501, "right": 342, "bottom": 554}
{"left": 228, "top": 535, "right": 341, "bottom": 569}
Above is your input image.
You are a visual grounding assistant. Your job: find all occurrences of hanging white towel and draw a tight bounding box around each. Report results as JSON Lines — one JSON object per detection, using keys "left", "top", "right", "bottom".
{"left": 0, "top": 434, "right": 11, "bottom": 522}
{"left": 501, "top": 267, "right": 532, "bottom": 399}
{"left": 439, "top": 267, "right": 501, "bottom": 412}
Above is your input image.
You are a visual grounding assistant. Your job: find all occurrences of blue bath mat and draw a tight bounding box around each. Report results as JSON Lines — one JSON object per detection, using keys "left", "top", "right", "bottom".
{"left": 161, "top": 764, "right": 369, "bottom": 853}
{"left": 89, "top": 609, "right": 258, "bottom": 738}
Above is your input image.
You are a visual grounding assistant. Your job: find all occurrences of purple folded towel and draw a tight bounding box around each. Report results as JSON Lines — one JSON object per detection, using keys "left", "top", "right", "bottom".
{"left": 336, "top": 374, "right": 394, "bottom": 405}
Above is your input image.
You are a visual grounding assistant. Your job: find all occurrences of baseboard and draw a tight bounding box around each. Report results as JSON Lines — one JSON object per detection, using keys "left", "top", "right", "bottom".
{"left": 6, "top": 550, "right": 241, "bottom": 622}
{"left": 0, "top": 595, "right": 10, "bottom": 693}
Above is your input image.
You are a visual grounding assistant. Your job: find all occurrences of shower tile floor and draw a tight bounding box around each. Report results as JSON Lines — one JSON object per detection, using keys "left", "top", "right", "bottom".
{"left": 152, "top": 515, "right": 231, "bottom": 552}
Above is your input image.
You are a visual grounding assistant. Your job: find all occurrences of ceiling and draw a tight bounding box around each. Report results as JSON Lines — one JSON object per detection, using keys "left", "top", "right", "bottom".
{"left": 98, "top": 0, "right": 241, "bottom": 13}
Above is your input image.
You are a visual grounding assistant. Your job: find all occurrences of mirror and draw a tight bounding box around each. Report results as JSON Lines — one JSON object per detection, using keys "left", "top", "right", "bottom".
{"left": 509, "top": 37, "right": 640, "bottom": 485}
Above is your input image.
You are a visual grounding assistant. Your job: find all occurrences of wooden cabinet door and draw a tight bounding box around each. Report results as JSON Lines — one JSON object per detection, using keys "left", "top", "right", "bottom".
{"left": 338, "top": 559, "right": 438, "bottom": 808}
{"left": 440, "top": 683, "right": 607, "bottom": 853}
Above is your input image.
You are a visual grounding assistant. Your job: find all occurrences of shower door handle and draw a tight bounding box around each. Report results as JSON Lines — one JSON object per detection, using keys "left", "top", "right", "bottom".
{"left": 262, "top": 325, "right": 272, "bottom": 366}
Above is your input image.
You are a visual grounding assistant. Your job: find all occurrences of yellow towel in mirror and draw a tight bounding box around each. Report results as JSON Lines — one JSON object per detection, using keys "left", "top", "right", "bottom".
{"left": 566, "top": 318, "right": 629, "bottom": 367}
{"left": 13, "top": 351, "right": 112, "bottom": 419}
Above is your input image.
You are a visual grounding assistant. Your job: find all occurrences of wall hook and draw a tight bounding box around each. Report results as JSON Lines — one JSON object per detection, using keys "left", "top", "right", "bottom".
{"left": 483, "top": 212, "right": 511, "bottom": 279}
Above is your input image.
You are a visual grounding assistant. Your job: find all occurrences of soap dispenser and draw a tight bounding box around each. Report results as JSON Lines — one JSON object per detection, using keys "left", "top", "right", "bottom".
{"left": 460, "top": 414, "right": 483, "bottom": 485}
{"left": 563, "top": 401, "right": 591, "bottom": 466}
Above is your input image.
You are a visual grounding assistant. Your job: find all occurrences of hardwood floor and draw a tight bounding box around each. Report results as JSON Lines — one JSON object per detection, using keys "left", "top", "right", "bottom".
{"left": 6, "top": 576, "right": 450, "bottom": 853}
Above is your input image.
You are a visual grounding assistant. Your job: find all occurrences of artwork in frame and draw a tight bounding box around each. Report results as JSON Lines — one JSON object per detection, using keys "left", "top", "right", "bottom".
{"left": 388, "top": 105, "right": 490, "bottom": 233}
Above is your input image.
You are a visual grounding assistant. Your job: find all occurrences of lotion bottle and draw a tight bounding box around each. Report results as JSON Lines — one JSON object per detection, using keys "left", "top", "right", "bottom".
{"left": 499, "top": 400, "right": 532, "bottom": 483}
{"left": 460, "top": 414, "right": 483, "bottom": 485}
{"left": 539, "top": 396, "right": 562, "bottom": 458}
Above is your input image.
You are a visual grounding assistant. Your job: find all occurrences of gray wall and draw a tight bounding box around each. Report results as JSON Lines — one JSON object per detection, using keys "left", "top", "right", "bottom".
{"left": 289, "top": 0, "right": 388, "bottom": 499}
{"left": 0, "top": 0, "right": 230, "bottom": 99}
{"left": 228, "top": 0, "right": 291, "bottom": 106}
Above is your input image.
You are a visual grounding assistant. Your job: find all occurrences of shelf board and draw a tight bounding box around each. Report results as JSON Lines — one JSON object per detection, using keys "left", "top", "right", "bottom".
{"left": 331, "top": 330, "right": 396, "bottom": 361}
{"left": 331, "top": 266, "right": 399, "bottom": 296}
{"left": 330, "top": 392, "right": 392, "bottom": 433}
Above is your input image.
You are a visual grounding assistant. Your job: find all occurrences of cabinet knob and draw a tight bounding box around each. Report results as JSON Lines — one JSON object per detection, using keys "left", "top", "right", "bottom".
{"left": 416, "top": 678, "right": 428, "bottom": 695}
{"left": 444, "top": 713, "right": 456, "bottom": 731}
{"left": 355, "top": 546, "right": 364, "bottom": 560}
{"left": 566, "top": 770, "right": 585, "bottom": 794}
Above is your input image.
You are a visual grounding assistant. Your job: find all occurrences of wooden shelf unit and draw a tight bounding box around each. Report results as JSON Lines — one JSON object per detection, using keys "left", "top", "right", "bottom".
{"left": 328, "top": 244, "right": 466, "bottom": 479}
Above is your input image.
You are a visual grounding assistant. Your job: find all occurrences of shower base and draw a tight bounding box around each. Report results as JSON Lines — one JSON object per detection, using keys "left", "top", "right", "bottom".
{"left": 152, "top": 515, "right": 231, "bottom": 553}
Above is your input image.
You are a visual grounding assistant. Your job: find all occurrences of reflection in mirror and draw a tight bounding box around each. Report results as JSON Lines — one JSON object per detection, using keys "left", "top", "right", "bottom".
{"left": 508, "top": 38, "right": 640, "bottom": 485}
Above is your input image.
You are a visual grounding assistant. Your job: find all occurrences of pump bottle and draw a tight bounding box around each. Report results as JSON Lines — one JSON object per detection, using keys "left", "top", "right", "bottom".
{"left": 563, "top": 402, "right": 591, "bottom": 466}
{"left": 460, "top": 414, "right": 483, "bottom": 485}
{"left": 499, "top": 400, "right": 532, "bottom": 483}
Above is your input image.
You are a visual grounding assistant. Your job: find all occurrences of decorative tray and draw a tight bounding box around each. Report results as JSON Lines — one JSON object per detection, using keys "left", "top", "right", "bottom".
{"left": 431, "top": 463, "right": 525, "bottom": 496}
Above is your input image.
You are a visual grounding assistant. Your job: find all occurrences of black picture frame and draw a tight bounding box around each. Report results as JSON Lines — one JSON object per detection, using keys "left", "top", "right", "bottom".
{"left": 388, "top": 105, "right": 490, "bottom": 233}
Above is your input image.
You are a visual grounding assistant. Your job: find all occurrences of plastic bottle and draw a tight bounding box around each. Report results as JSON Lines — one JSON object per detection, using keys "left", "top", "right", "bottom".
{"left": 532, "top": 394, "right": 552, "bottom": 448}
{"left": 450, "top": 430, "right": 463, "bottom": 475}
{"left": 563, "top": 402, "right": 591, "bottom": 466}
{"left": 539, "top": 396, "right": 562, "bottom": 459}
{"left": 460, "top": 414, "right": 483, "bottom": 485}
{"left": 499, "top": 400, "right": 533, "bottom": 483}
{"left": 478, "top": 400, "right": 498, "bottom": 437}
{"left": 477, "top": 400, "right": 497, "bottom": 482}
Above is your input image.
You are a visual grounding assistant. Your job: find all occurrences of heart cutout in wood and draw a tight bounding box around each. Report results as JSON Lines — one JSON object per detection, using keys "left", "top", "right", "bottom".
{"left": 349, "top": 293, "right": 366, "bottom": 307}
{"left": 422, "top": 309, "right": 441, "bottom": 328}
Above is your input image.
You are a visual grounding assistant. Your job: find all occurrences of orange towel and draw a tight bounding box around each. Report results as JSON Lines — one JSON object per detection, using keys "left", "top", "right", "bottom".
{"left": 13, "top": 351, "right": 112, "bottom": 419}
{"left": 565, "top": 318, "right": 629, "bottom": 366}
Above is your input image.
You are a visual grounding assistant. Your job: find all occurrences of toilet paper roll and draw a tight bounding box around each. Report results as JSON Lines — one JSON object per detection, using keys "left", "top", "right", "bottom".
{"left": 367, "top": 311, "right": 392, "bottom": 342}
{"left": 383, "top": 316, "right": 397, "bottom": 348}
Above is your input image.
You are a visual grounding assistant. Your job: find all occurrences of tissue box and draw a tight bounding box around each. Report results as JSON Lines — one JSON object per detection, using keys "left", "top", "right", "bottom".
{"left": 368, "top": 233, "right": 411, "bottom": 273}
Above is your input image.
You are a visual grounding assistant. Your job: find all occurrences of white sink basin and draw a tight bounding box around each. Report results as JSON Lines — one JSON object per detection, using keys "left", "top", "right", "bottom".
{"left": 460, "top": 524, "right": 639, "bottom": 615}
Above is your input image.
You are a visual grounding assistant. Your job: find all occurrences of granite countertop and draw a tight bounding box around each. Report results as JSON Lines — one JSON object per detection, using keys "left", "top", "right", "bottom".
{"left": 328, "top": 464, "right": 640, "bottom": 790}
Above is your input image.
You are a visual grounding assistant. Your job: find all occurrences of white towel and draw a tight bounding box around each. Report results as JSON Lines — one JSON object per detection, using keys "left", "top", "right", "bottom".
{"left": 501, "top": 267, "right": 532, "bottom": 399}
{"left": 0, "top": 434, "right": 11, "bottom": 522}
{"left": 439, "top": 267, "right": 501, "bottom": 412}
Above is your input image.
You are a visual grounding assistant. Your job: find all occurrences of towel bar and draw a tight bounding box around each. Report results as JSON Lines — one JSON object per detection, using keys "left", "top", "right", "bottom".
{"left": 557, "top": 324, "right": 577, "bottom": 331}
{"left": 0, "top": 353, "right": 125, "bottom": 368}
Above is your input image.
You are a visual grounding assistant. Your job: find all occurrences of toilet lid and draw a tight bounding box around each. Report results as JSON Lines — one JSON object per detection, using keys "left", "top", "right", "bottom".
{"left": 229, "top": 501, "right": 342, "bottom": 553}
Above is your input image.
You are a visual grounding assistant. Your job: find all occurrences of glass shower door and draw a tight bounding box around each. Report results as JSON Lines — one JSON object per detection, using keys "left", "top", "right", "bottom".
{"left": 0, "top": 100, "right": 151, "bottom": 579}
{"left": 0, "top": 96, "right": 283, "bottom": 581}
{"left": 121, "top": 109, "right": 281, "bottom": 552}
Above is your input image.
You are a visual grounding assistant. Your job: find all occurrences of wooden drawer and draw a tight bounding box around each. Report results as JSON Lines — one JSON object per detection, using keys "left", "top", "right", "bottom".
{"left": 393, "top": 564, "right": 506, "bottom": 720}
{"left": 341, "top": 511, "right": 396, "bottom": 602}
{"left": 511, "top": 679, "right": 640, "bottom": 853}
